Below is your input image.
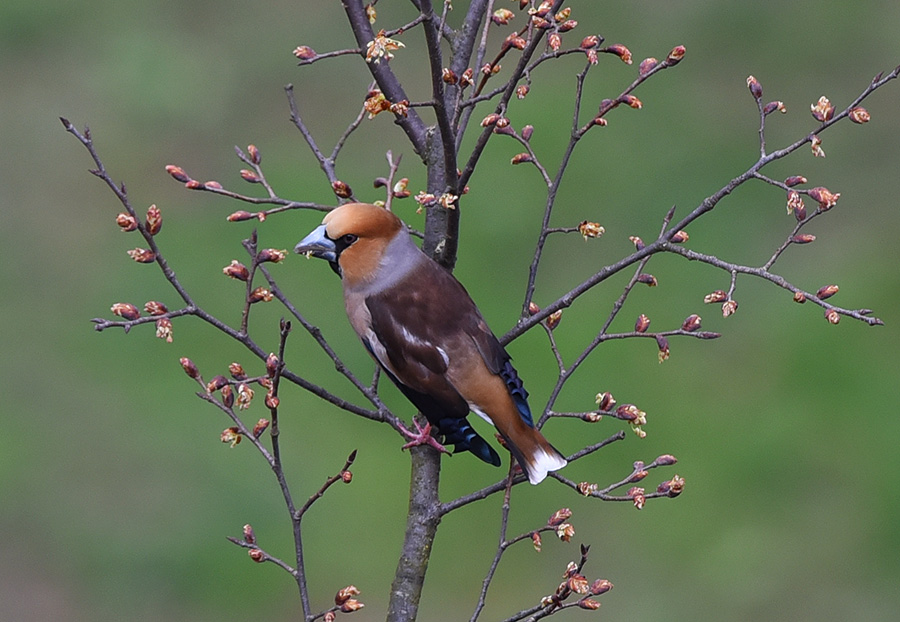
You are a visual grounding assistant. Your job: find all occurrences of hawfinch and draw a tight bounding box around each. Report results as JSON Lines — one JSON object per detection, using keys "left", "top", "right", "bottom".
{"left": 295, "top": 203, "right": 566, "bottom": 484}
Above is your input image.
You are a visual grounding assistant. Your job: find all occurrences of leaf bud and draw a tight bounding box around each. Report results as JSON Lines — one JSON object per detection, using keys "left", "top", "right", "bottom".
{"left": 786, "top": 190, "right": 804, "bottom": 215}
{"left": 670, "top": 230, "right": 689, "bottom": 243}
{"left": 532, "top": 532, "right": 542, "bottom": 552}
{"left": 460, "top": 67, "right": 474, "bottom": 87}
{"left": 441, "top": 67, "right": 458, "bottom": 84}
{"left": 111, "top": 302, "right": 140, "bottom": 320}
{"left": 635, "top": 314, "right": 650, "bottom": 333}
{"left": 547, "top": 309, "right": 563, "bottom": 330}
{"left": 682, "top": 314, "right": 702, "bottom": 332}
{"left": 557, "top": 19, "right": 577, "bottom": 33}
{"left": 236, "top": 383, "right": 254, "bottom": 410}
{"left": 807, "top": 186, "right": 840, "bottom": 211}
{"left": 223, "top": 260, "right": 250, "bottom": 281}
{"left": 511, "top": 152, "right": 533, "bottom": 165}
{"left": 248, "top": 548, "right": 264, "bottom": 562}
{"left": 629, "top": 235, "right": 645, "bottom": 251}
{"left": 849, "top": 107, "right": 870, "bottom": 124}
{"left": 622, "top": 94, "right": 642, "bottom": 109}
{"left": 340, "top": 599, "right": 364, "bottom": 613}
{"left": 554, "top": 7, "right": 571, "bottom": 21}
{"left": 521, "top": 124, "right": 534, "bottom": 141}
{"left": 793, "top": 291, "right": 807, "bottom": 303}
{"left": 811, "top": 134, "right": 826, "bottom": 158}
{"left": 580, "top": 35, "right": 600, "bottom": 50}
{"left": 246, "top": 144, "right": 261, "bottom": 165}
{"left": 480, "top": 113, "right": 500, "bottom": 128}
{"left": 228, "top": 362, "right": 247, "bottom": 380}
{"left": 116, "top": 213, "right": 138, "bottom": 232}
{"left": 221, "top": 426, "right": 241, "bottom": 447}
{"left": 265, "top": 391, "right": 279, "bottom": 409}
{"left": 144, "top": 300, "right": 168, "bottom": 317}
{"left": 242, "top": 523, "right": 256, "bottom": 545}
{"left": 746, "top": 75, "right": 762, "bottom": 100}
{"left": 515, "top": 84, "right": 530, "bottom": 100}
{"left": 127, "top": 248, "right": 156, "bottom": 263}
{"left": 655, "top": 454, "right": 678, "bottom": 466}
{"left": 637, "top": 273, "right": 657, "bottom": 286}
{"left": 341, "top": 469, "right": 353, "bottom": 483}
{"left": 220, "top": 384, "right": 235, "bottom": 408}
{"left": 165, "top": 164, "right": 191, "bottom": 183}
{"left": 568, "top": 574, "right": 589, "bottom": 594}
{"left": 784, "top": 175, "right": 807, "bottom": 187}
{"left": 145, "top": 204, "right": 162, "bottom": 235}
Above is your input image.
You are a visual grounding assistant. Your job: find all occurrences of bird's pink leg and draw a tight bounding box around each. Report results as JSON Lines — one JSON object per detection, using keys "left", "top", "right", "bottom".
{"left": 399, "top": 418, "right": 451, "bottom": 455}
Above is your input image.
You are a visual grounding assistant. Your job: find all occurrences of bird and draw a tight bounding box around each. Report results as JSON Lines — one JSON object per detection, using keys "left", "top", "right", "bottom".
{"left": 294, "top": 202, "right": 566, "bottom": 484}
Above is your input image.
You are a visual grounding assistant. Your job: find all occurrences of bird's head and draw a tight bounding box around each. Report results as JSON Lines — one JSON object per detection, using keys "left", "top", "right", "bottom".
{"left": 294, "top": 203, "right": 406, "bottom": 287}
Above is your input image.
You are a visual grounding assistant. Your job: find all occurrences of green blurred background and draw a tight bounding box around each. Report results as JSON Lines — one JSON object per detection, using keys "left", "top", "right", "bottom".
{"left": 3, "top": 1, "right": 899, "bottom": 620}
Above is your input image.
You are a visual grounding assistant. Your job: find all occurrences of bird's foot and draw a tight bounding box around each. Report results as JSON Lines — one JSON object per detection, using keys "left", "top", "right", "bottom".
{"left": 399, "top": 418, "right": 451, "bottom": 455}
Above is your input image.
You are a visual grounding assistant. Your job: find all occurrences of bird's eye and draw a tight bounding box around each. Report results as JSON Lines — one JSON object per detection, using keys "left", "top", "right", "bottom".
{"left": 342, "top": 234, "right": 358, "bottom": 245}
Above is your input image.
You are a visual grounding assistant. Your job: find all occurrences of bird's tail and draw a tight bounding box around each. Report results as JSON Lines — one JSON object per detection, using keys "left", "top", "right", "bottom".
{"left": 500, "top": 426, "right": 567, "bottom": 485}
{"left": 438, "top": 416, "right": 502, "bottom": 466}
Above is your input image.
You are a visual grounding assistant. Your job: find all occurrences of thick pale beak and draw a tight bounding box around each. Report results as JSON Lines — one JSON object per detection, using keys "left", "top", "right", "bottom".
{"left": 294, "top": 224, "right": 337, "bottom": 263}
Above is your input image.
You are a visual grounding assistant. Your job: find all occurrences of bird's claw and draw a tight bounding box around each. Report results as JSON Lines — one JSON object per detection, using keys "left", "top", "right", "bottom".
{"left": 399, "top": 418, "right": 451, "bottom": 455}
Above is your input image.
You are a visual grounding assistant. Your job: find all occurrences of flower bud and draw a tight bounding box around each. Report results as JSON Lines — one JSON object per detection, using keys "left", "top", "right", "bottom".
{"left": 825, "top": 308, "right": 840, "bottom": 324}
{"left": 635, "top": 314, "right": 650, "bottom": 333}
{"left": 481, "top": 113, "right": 500, "bottom": 127}
{"left": 293, "top": 45, "right": 316, "bottom": 60}
{"left": 605, "top": 43, "right": 632, "bottom": 64}
{"left": 111, "top": 302, "right": 140, "bottom": 320}
{"left": 258, "top": 248, "right": 287, "bottom": 263}
{"left": 577, "top": 221, "right": 604, "bottom": 240}
{"left": 145, "top": 204, "right": 162, "bottom": 235}
{"left": 491, "top": 8, "right": 514, "bottom": 25}
{"left": 793, "top": 291, "right": 807, "bottom": 303}
{"left": 221, "top": 426, "right": 242, "bottom": 447}
{"left": 590, "top": 579, "right": 613, "bottom": 595}
{"left": 554, "top": 7, "right": 571, "bottom": 21}
{"left": 629, "top": 235, "right": 645, "bottom": 251}
{"left": 746, "top": 75, "right": 762, "bottom": 100}
{"left": 628, "top": 487, "right": 646, "bottom": 510}
{"left": 655, "top": 454, "right": 677, "bottom": 466}
{"left": 791, "top": 234, "right": 816, "bottom": 244}
{"left": 568, "top": 574, "right": 589, "bottom": 594}
{"left": 784, "top": 175, "right": 807, "bottom": 187}
{"left": 580, "top": 35, "right": 600, "bottom": 50}
{"left": 638, "top": 57, "right": 658, "bottom": 75}
{"left": 578, "top": 598, "right": 601, "bottom": 610}
{"left": 228, "top": 362, "right": 247, "bottom": 380}
{"left": 622, "top": 94, "right": 642, "bottom": 109}
{"left": 127, "top": 248, "right": 156, "bottom": 263}
{"left": 236, "top": 383, "right": 254, "bottom": 410}
{"left": 704, "top": 290, "right": 727, "bottom": 304}
{"left": 556, "top": 523, "right": 575, "bottom": 542}
{"left": 546, "top": 309, "right": 563, "bottom": 330}
{"left": 594, "top": 391, "right": 615, "bottom": 411}
{"left": 548, "top": 508, "right": 572, "bottom": 526}
{"left": 180, "top": 357, "right": 199, "bottom": 379}
{"left": 682, "top": 314, "right": 702, "bottom": 332}
{"left": 577, "top": 481, "right": 598, "bottom": 496}
{"left": 763, "top": 100, "right": 787, "bottom": 115}
{"left": 441, "top": 67, "right": 457, "bottom": 84}
{"left": 460, "top": 67, "right": 474, "bottom": 87}
{"left": 810, "top": 134, "right": 826, "bottom": 158}
{"left": 557, "top": 19, "right": 577, "bottom": 33}
{"left": 249, "top": 287, "right": 274, "bottom": 303}
{"left": 849, "top": 107, "right": 870, "bottom": 123}
{"left": 341, "top": 470, "right": 353, "bottom": 483}
{"left": 670, "top": 230, "right": 689, "bottom": 243}
{"left": 516, "top": 84, "right": 529, "bottom": 100}
{"left": 637, "top": 273, "right": 657, "bottom": 286}
{"left": 220, "top": 384, "right": 235, "bottom": 408}
{"left": 206, "top": 375, "right": 228, "bottom": 393}
{"left": 521, "top": 125, "right": 534, "bottom": 142}
{"left": 223, "top": 260, "right": 250, "bottom": 281}
{"left": 656, "top": 335, "right": 669, "bottom": 362}
{"left": 810, "top": 95, "right": 834, "bottom": 122}
{"left": 247, "top": 144, "right": 261, "bottom": 165}
{"left": 253, "top": 418, "right": 270, "bottom": 438}
{"left": 116, "top": 213, "right": 138, "bottom": 232}
{"left": 340, "top": 599, "right": 364, "bottom": 613}
{"left": 504, "top": 34, "right": 527, "bottom": 51}
{"left": 532, "top": 532, "right": 542, "bottom": 552}
{"left": 165, "top": 164, "right": 191, "bottom": 183}
{"left": 335, "top": 585, "right": 360, "bottom": 606}
{"left": 666, "top": 45, "right": 686, "bottom": 65}
{"left": 722, "top": 299, "right": 738, "bottom": 317}
{"left": 248, "top": 548, "right": 264, "bottom": 562}
{"left": 808, "top": 186, "right": 840, "bottom": 211}
{"left": 155, "top": 317, "right": 173, "bottom": 342}
{"left": 227, "top": 210, "right": 256, "bottom": 222}
{"left": 816, "top": 284, "right": 839, "bottom": 300}
{"left": 265, "top": 391, "right": 279, "bottom": 409}
{"left": 242, "top": 523, "right": 256, "bottom": 545}
{"left": 786, "top": 190, "right": 804, "bottom": 215}
{"left": 240, "top": 169, "right": 260, "bottom": 183}
{"left": 332, "top": 180, "right": 352, "bottom": 199}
